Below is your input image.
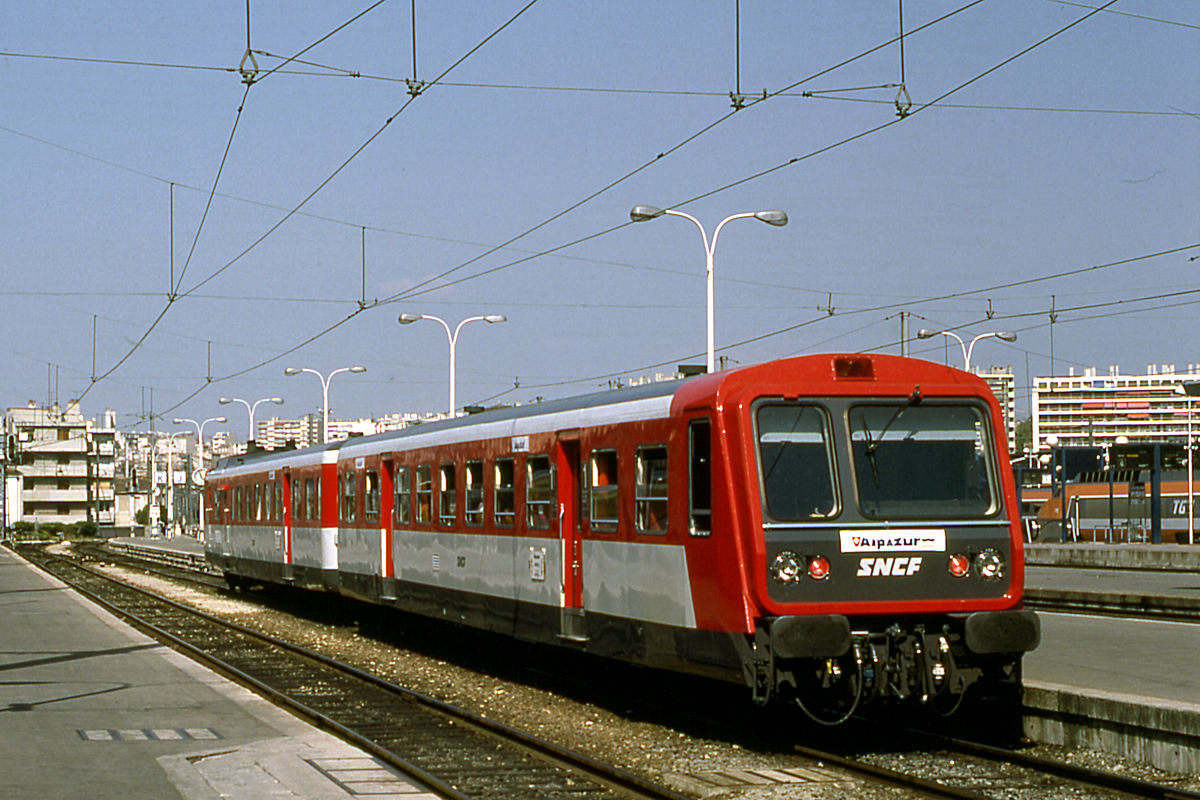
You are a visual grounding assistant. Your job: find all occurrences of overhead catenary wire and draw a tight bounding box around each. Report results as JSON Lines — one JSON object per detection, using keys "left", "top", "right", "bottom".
{"left": 143, "top": 0, "right": 1141, "bottom": 412}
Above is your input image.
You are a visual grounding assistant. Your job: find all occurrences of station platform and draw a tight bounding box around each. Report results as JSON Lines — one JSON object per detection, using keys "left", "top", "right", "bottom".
{"left": 0, "top": 545, "right": 435, "bottom": 800}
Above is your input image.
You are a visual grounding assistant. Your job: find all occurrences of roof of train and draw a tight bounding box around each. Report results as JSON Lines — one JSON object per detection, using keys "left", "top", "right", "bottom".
{"left": 206, "top": 354, "right": 992, "bottom": 479}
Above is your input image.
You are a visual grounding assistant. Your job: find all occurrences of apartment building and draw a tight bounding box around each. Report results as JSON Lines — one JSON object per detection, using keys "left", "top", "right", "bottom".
{"left": 1032, "top": 364, "right": 1200, "bottom": 452}
{"left": 4, "top": 402, "right": 117, "bottom": 527}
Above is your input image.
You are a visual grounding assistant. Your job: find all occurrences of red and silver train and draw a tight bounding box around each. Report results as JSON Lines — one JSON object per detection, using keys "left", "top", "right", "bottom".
{"left": 204, "top": 354, "right": 1039, "bottom": 723}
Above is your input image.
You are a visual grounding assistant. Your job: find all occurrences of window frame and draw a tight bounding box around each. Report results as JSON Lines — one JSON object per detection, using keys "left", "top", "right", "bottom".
{"left": 364, "top": 468, "right": 381, "bottom": 521}
{"left": 688, "top": 419, "right": 712, "bottom": 537}
{"left": 394, "top": 465, "right": 411, "bottom": 525}
{"left": 526, "top": 454, "right": 554, "bottom": 529}
{"left": 589, "top": 448, "right": 619, "bottom": 532}
{"left": 494, "top": 457, "right": 515, "bottom": 528}
{"left": 635, "top": 444, "right": 669, "bottom": 534}
{"left": 464, "top": 460, "right": 484, "bottom": 526}
{"left": 415, "top": 464, "right": 433, "bottom": 524}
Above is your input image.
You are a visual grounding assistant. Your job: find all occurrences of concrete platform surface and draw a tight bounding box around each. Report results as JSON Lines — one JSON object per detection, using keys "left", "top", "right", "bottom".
{"left": 0, "top": 546, "right": 436, "bottom": 800}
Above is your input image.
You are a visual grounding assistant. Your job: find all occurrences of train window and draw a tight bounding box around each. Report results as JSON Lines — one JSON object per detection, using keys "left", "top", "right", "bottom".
{"left": 494, "top": 458, "right": 515, "bottom": 527}
{"left": 274, "top": 481, "right": 283, "bottom": 521}
{"left": 340, "top": 471, "right": 357, "bottom": 523}
{"left": 255, "top": 483, "right": 263, "bottom": 521}
{"left": 364, "top": 470, "right": 380, "bottom": 521}
{"left": 234, "top": 487, "right": 242, "bottom": 522}
{"left": 305, "top": 477, "right": 316, "bottom": 520}
{"left": 689, "top": 420, "right": 712, "bottom": 536}
{"left": 465, "top": 461, "right": 484, "bottom": 526}
{"left": 756, "top": 404, "right": 837, "bottom": 521}
{"left": 590, "top": 449, "right": 619, "bottom": 531}
{"left": 636, "top": 445, "right": 669, "bottom": 533}
{"left": 394, "top": 466, "right": 411, "bottom": 525}
{"left": 416, "top": 465, "right": 432, "bottom": 524}
{"left": 290, "top": 476, "right": 301, "bottom": 522}
{"left": 849, "top": 403, "right": 998, "bottom": 519}
{"left": 526, "top": 455, "right": 554, "bottom": 529}
{"left": 440, "top": 463, "right": 457, "bottom": 525}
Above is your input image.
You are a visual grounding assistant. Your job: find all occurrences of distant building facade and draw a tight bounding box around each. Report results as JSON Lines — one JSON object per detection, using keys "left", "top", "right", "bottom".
{"left": 4, "top": 402, "right": 117, "bottom": 528}
{"left": 1032, "top": 364, "right": 1200, "bottom": 452}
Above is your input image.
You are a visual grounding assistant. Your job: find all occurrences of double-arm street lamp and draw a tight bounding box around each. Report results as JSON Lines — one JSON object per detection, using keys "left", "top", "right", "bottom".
{"left": 916, "top": 328, "right": 1017, "bottom": 371}
{"left": 630, "top": 204, "right": 788, "bottom": 374}
{"left": 172, "top": 415, "right": 226, "bottom": 537}
{"left": 398, "top": 313, "right": 506, "bottom": 415}
{"left": 219, "top": 396, "right": 283, "bottom": 444}
{"left": 1177, "top": 382, "right": 1200, "bottom": 545}
{"left": 283, "top": 365, "right": 366, "bottom": 444}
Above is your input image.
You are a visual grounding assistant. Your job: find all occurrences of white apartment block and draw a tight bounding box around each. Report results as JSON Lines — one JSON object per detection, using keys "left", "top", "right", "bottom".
{"left": 1032, "top": 364, "right": 1200, "bottom": 452}
{"left": 975, "top": 366, "right": 1016, "bottom": 456}
{"left": 4, "top": 403, "right": 117, "bottom": 527}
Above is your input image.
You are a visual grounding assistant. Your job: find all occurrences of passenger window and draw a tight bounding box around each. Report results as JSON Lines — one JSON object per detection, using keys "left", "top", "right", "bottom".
{"left": 415, "top": 465, "right": 432, "bottom": 524}
{"left": 364, "top": 469, "right": 380, "bottom": 520}
{"left": 305, "top": 477, "right": 316, "bottom": 520}
{"left": 526, "top": 455, "right": 553, "bottom": 529}
{"left": 494, "top": 458, "right": 515, "bottom": 528}
{"left": 689, "top": 419, "right": 712, "bottom": 536}
{"left": 290, "top": 477, "right": 302, "bottom": 521}
{"left": 636, "top": 445, "right": 669, "bottom": 533}
{"left": 394, "top": 466, "right": 411, "bottom": 525}
{"left": 440, "top": 463, "right": 457, "bottom": 525}
{"left": 465, "top": 461, "right": 484, "bottom": 525}
{"left": 590, "top": 449, "right": 619, "bottom": 531}
{"left": 255, "top": 484, "right": 263, "bottom": 521}
{"left": 274, "top": 481, "right": 283, "bottom": 521}
{"left": 340, "top": 471, "right": 357, "bottom": 523}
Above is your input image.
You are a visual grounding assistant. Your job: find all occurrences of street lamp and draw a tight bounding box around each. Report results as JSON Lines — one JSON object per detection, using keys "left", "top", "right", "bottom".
{"left": 1176, "top": 383, "right": 1200, "bottom": 544}
{"left": 630, "top": 205, "right": 787, "bottom": 374}
{"left": 173, "top": 415, "right": 227, "bottom": 538}
{"left": 916, "top": 328, "right": 1017, "bottom": 371}
{"left": 219, "top": 396, "right": 283, "bottom": 443}
{"left": 283, "top": 366, "right": 366, "bottom": 444}
{"left": 398, "top": 313, "right": 506, "bottom": 414}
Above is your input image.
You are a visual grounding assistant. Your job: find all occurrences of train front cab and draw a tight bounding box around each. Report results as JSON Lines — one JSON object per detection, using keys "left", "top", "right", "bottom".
{"left": 710, "top": 355, "right": 1040, "bottom": 722}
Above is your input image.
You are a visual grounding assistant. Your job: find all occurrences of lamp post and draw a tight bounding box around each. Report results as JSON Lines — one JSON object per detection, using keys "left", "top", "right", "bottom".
{"left": 398, "top": 313, "right": 506, "bottom": 415}
{"left": 173, "top": 416, "right": 226, "bottom": 538}
{"left": 1177, "top": 383, "right": 1200, "bottom": 544}
{"left": 916, "top": 328, "right": 1017, "bottom": 371}
{"left": 219, "top": 396, "right": 283, "bottom": 444}
{"left": 283, "top": 366, "right": 366, "bottom": 444}
{"left": 630, "top": 205, "right": 787, "bottom": 374}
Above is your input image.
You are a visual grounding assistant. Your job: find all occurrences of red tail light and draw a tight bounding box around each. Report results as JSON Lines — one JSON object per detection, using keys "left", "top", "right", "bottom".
{"left": 808, "top": 555, "right": 831, "bottom": 580}
{"left": 948, "top": 553, "right": 970, "bottom": 578}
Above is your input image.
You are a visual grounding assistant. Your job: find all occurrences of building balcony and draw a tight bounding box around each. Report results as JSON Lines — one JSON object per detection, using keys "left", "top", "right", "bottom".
{"left": 22, "top": 488, "right": 89, "bottom": 503}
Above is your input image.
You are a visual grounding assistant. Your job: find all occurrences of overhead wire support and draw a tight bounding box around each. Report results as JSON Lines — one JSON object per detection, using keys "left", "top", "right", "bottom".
{"left": 895, "top": 0, "right": 912, "bottom": 117}
{"left": 407, "top": 0, "right": 425, "bottom": 96}
{"left": 239, "top": 0, "right": 259, "bottom": 85}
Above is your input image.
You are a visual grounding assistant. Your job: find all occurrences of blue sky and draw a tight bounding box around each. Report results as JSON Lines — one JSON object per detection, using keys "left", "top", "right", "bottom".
{"left": 2, "top": 1, "right": 1197, "bottom": 433}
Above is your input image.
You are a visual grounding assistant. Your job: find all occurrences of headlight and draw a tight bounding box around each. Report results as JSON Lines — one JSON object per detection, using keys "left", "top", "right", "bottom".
{"left": 974, "top": 548, "right": 1005, "bottom": 580}
{"left": 770, "top": 551, "right": 804, "bottom": 583}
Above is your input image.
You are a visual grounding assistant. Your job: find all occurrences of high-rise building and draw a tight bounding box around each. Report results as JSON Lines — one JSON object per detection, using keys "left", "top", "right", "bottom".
{"left": 1032, "top": 364, "right": 1200, "bottom": 452}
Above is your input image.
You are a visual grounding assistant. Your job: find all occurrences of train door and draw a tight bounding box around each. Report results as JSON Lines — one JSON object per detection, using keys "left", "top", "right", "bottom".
{"left": 380, "top": 458, "right": 397, "bottom": 600}
{"left": 281, "top": 468, "right": 294, "bottom": 580}
{"left": 555, "top": 431, "right": 586, "bottom": 641}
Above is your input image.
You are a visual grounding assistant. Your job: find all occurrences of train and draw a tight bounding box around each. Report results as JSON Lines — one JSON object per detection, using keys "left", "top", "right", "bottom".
{"left": 204, "top": 353, "right": 1039, "bottom": 724}
{"left": 1034, "top": 468, "right": 1200, "bottom": 544}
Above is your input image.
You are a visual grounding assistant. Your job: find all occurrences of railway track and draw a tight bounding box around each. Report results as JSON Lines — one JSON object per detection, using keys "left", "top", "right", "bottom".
{"left": 15, "top": 543, "right": 693, "bottom": 800}
{"left": 20, "top": 539, "right": 1200, "bottom": 800}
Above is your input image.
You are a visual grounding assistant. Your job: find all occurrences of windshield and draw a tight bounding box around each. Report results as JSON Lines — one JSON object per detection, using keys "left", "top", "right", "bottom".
{"left": 849, "top": 403, "right": 998, "bottom": 519}
{"left": 756, "top": 403, "right": 837, "bottom": 521}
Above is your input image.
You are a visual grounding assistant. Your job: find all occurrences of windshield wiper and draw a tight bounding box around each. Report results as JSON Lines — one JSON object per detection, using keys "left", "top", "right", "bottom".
{"left": 862, "top": 386, "right": 922, "bottom": 488}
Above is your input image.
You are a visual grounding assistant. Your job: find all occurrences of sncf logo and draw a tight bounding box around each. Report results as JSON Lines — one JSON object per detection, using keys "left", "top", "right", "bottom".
{"left": 857, "top": 556, "right": 923, "bottom": 577}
